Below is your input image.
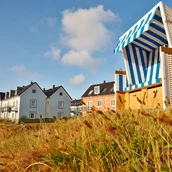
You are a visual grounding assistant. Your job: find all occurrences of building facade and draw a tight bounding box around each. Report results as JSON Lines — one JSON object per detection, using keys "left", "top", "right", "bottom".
{"left": 0, "top": 82, "right": 72, "bottom": 122}
{"left": 44, "top": 85, "right": 72, "bottom": 118}
{"left": 0, "top": 82, "right": 46, "bottom": 122}
{"left": 70, "top": 99, "right": 82, "bottom": 116}
{"left": 82, "top": 81, "right": 115, "bottom": 115}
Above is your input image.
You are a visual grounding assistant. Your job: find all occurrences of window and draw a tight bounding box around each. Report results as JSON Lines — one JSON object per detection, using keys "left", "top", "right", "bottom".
{"left": 30, "top": 112, "right": 36, "bottom": 119}
{"left": 94, "top": 86, "right": 100, "bottom": 94}
{"left": 12, "top": 113, "right": 14, "bottom": 118}
{"left": 59, "top": 92, "right": 63, "bottom": 96}
{"left": 58, "top": 101, "right": 64, "bottom": 109}
{"left": 110, "top": 99, "right": 115, "bottom": 107}
{"left": 32, "top": 89, "right": 36, "bottom": 93}
{"left": 30, "top": 99, "right": 37, "bottom": 108}
{"left": 87, "top": 101, "right": 92, "bottom": 112}
{"left": 110, "top": 87, "right": 114, "bottom": 93}
{"left": 102, "top": 87, "right": 107, "bottom": 93}
{"left": 88, "top": 90, "right": 93, "bottom": 95}
{"left": 58, "top": 112, "right": 63, "bottom": 118}
{"left": 13, "top": 101, "right": 15, "bottom": 106}
{"left": 97, "top": 100, "right": 102, "bottom": 107}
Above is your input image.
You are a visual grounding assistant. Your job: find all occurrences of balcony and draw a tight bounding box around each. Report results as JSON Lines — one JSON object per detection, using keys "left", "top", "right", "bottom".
{"left": 81, "top": 106, "right": 92, "bottom": 113}
{"left": 0, "top": 106, "right": 18, "bottom": 112}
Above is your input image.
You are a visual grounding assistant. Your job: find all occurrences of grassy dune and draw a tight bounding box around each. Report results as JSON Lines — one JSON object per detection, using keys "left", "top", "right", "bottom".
{"left": 1, "top": 109, "right": 172, "bottom": 171}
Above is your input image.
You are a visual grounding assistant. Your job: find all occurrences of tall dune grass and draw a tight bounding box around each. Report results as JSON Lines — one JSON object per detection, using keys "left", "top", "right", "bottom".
{"left": 1, "top": 108, "right": 172, "bottom": 171}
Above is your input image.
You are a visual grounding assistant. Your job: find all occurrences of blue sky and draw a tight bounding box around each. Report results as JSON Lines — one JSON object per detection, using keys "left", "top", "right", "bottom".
{"left": 0, "top": 0, "right": 171, "bottom": 99}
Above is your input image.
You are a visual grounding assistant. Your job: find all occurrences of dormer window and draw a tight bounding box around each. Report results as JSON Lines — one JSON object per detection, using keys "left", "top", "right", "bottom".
{"left": 94, "top": 86, "right": 100, "bottom": 94}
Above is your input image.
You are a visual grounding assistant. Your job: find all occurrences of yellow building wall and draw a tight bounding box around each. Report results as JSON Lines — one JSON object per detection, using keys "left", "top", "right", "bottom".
{"left": 147, "top": 86, "right": 163, "bottom": 109}
{"left": 118, "top": 84, "right": 163, "bottom": 110}
{"left": 116, "top": 92, "right": 125, "bottom": 110}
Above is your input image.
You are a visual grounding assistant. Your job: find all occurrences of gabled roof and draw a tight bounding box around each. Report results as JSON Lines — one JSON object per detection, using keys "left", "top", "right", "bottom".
{"left": 82, "top": 81, "right": 115, "bottom": 97}
{"left": 44, "top": 86, "right": 72, "bottom": 100}
{"left": 71, "top": 99, "right": 82, "bottom": 106}
{"left": 44, "top": 86, "right": 61, "bottom": 97}
{"left": 17, "top": 82, "right": 35, "bottom": 96}
{"left": 1, "top": 82, "right": 46, "bottom": 100}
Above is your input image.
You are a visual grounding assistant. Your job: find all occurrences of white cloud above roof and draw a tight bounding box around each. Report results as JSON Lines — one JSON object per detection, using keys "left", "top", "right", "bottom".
{"left": 61, "top": 5, "right": 117, "bottom": 52}
{"left": 61, "top": 50, "right": 101, "bottom": 71}
{"left": 10, "top": 65, "right": 41, "bottom": 79}
{"left": 10, "top": 65, "right": 26, "bottom": 72}
{"left": 60, "top": 5, "right": 118, "bottom": 70}
{"left": 44, "top": 44, "right": 61, "bottom": 60}
{"left": 69, "top": 74, "right": 85, "bottom": 85}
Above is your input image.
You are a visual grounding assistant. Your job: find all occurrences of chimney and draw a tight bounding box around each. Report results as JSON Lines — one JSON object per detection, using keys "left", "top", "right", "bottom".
{"left": 30, "top": 81, "right": 33, "bottom": 84}
{"left": 43, "top": 88, "right": 45, "bottom": 91}
{"left": 52, "top": 85, "right": 55, "bottom": 89}
{"left": 5, "top": 92, "right": 9, "bottom": 99}
{"left": 102, "top": 80, "right": 106, "bottom": 83}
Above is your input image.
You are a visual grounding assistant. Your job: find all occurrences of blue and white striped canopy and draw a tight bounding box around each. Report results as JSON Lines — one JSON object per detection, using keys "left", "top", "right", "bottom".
{"left": 114, "top": 2, "right": 167, "bottom": 54}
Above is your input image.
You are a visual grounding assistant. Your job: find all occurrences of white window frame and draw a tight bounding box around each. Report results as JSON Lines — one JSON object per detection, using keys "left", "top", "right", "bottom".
{"left": 58, "top": 112, "right": 63, "bottom": 118}
{"left": 30, "top": 99, "right": 37, "bottom": 108}
{"left": 110, "top": 99, "right": 115, "bottom": 107}
{"left": 58, "top": 101, "right": 64, "bottom": 109}
{"left": 87, "top": 101, "right": 92, "bottom": 112}
{"left": 32, "top": 89, "right": 36, "bottom": 93}
{"left": 94, "top": 86, "right": 100, "bottom": 94}
{"left": 97, "top": 100, "right": 102, "bottom": 107}
{"left": 30, "top": 111, "right": 36, "bottom": 119}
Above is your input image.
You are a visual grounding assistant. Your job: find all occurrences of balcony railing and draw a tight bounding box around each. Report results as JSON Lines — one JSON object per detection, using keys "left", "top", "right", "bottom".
{"left": 0, "top": 106, "right": 18, "bottom": 112}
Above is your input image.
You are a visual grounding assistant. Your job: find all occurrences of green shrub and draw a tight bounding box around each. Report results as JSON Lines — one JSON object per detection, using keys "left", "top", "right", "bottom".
{"left": 20, "top": 115, "right": 28, "bottom": 120}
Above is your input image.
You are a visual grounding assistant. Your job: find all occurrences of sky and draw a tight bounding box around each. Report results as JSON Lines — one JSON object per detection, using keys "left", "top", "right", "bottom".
{"left": 0, "top": 0, "right": 171, "bottom": 99}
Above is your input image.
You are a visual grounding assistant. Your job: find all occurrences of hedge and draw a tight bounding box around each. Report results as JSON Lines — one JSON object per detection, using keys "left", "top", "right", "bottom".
{"left": 19, "top": 118, "right": 56, "bottom": 124}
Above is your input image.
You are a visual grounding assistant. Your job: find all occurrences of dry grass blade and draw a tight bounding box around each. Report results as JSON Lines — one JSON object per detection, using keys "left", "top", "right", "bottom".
{"left": 106, "top": 126, "right": 117, "bottom": 138}
{"left": 23, "top": 162, "right": 55, "bottom": 172}
{"left": 96, "top": 110, "right": 104, "bottom": 115}
{"left": 141, "top": 111, "right": 151, "bottom": 117}
{"left": 159, "top": 114, "right": 172, "bottom": 126}
{"left": 83, "top": 120, "right": 92, "bottom": 129}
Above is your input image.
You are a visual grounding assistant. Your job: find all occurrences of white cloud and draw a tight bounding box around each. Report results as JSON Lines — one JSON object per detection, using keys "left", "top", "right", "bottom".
{"left": 61, "top": 5, "right": 118, "bottom": 52}
{"left": 10, "top": 65, "right": 41, "bottom": 79}
{"left": 44, "top": 17, "right": 57, "bottom": 27}
{"left": 30, "top": 25, "right": 39, "bottom": 32}
{"left": 69, "top": 74, "right": 85, "bottom": 85}
{"left": 60, "top": 5, "right": 118, "bottom": 70}
{"left": 10, "top": 65, "right": 26, "bottom": 72}
{"left": 44, "top": 44, "right": 61, "bottom": 60}
{"left": 17, "top": 71, "right": 41, "bottom": 78}
{"left": 61, "top": 50, "right": 101, "bottom": 71}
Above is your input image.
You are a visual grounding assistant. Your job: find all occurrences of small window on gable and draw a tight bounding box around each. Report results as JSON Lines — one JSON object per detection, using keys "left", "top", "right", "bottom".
{"left": 94, "top": 86, "right": 100, "bottom": 94}
{"left": 32, "top": 89, "right": 36, "bottom": 93}
{"left": 59, "top": 92, "right": 63, "bottom": 96}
